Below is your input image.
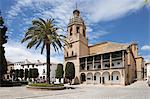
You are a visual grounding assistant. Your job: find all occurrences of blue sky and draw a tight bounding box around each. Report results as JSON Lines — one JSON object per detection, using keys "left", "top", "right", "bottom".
{"left": 0, "top": 0, "right": 150, "bottom": 63}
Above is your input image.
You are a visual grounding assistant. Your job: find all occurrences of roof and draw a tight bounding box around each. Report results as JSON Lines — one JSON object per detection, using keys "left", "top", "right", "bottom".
{"left": 7, "top": 61, "right": 14, "bottom": 65}
{"left": 89, "top": 41, "right": 129, "bottom": 55}
{"left": 145, "top": 62, "right": 150, "bottom": 65}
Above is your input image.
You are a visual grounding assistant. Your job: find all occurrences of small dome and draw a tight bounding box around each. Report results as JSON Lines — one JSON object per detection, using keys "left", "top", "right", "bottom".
{"left": 73, "top": 9, "right": 80, "bottom": 17}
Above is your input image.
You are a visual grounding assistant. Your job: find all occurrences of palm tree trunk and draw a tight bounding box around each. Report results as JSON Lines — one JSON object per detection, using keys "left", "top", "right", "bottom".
{"left": 46, "top": 43, "right": 50, "bottom": 84}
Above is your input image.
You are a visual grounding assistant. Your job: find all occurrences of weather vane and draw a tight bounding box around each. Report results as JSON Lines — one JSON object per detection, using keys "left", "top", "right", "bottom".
{"left": 76, "top": 2, "right": 78, "bottom": 10}
{"left": 0, "top": 10, "right": 1, "bottom": 16}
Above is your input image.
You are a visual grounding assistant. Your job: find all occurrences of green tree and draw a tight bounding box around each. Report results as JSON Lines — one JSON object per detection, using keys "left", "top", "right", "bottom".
{"left": 14, "top": 69, "right": 19, "bottom": 81}
{"left": 65, "top": 62, "right": 75, "bottom": 85}
{"left": 55, "top": 63, "right": 64, "bottom": 83}
{"left": 18, "top": 69, "right": 24, "bottom": 80}
{"left": 0, "top": 13, "right": 7, "bottom": 84}
{"left": 21, "top": 18, "right": 68, "bottom": 84}
{"left": 28, "top": 68, "right": 39, "bottom": 78}
{"left": 24, "top": 69, "right": 28, "bottom": 81}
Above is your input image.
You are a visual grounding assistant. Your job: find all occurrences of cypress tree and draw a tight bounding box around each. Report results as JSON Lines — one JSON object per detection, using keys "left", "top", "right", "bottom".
{"left": 0, "top": 12, "right": 7, "bottom": 85}
{"left": 65, "top": 62, "right": 75, "bottom": 85}
{"left": 56, "top": 63, "right": 64, "bottom": 83}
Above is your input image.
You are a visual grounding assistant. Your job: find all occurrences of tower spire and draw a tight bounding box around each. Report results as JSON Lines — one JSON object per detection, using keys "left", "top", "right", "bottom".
{"left": 76, "top": 2, "right": 77, "bottom": 10}
{"left": 0, "top": 9, "right": 1, "bottom": 16}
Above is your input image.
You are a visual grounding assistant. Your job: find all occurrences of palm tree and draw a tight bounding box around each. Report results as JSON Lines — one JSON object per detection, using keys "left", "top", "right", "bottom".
{"left": 22, "top": 18, "right": 68, "bottom": 84}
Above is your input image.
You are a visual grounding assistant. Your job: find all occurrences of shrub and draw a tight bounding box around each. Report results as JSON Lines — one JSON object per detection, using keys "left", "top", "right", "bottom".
{"left": 65, "top": 62, "right": 75, "bottom": 85}
{"left": 55, "top": 63, "right": 64, "bottom": 82}
{"left": 29, "top": 83, "right": 64, "bottom": 87}
{"left": 25, "top": 69, "right": 28, "bottom": 81}
{"left": 18, "top": 69, "right": 24, "bottom": 80}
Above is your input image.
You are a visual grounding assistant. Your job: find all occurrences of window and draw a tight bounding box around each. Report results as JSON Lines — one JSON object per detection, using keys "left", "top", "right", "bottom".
{"left": 87, "top": 56, "right": 93, "bottom": 61}
{"left": 43, "top": 76, "right": 45, "bottom": 79}
{"left": 72, "top": 51, "right": 74, "bottom": 56}
{"left": 111, "top": 76, "right": 113, "bottom": 80}
{"left": 43, "top": 69, "right": 45, "bottom": 73}
{"left": 117, "top": 62, "right": 120, "bottom": 65}
{"left": 100, "top": 77, "right": 101, "bottom": 83}
{"left": 27, "top": 65, "right": 29, "bottom": 68}
{"left": 94, "top": 55, "right": 101, "bottom": 61}
{"left": 83, "top": 29, "right": 85, "bottom": 37}
{"left": 76, "top": 27, "right": 80, "bottom": 33}
{"left": 109, "top": 76, "right": 110, "bottom": 80}
{"left": 67, "top": 52, "right": 68, "bottom": 57}
{"left": 70, "top": 44, "right": 72, "bottom": 48}
{"left": 7, "top": 75, "right": 9, "bottom": 79}
{"left": 70, "top": 27, "right": 72, "bottom": 36}
{"left": 98, "top": 65, "right": 101, "bottom": 68}
{"left": 103, "top": 53, "right": 110, "bottom": 59}
{"left": 116, "top": 76, "right": 119, "bottom": 80}
{"left": 32, "top": 65, "right": 34, "bottom": 68}
{"left": 87, "top": 66, "right": 89, "bottom": 70}
{"left": 112, "top": 63, "right": 114, "bottom": 66}
{"left": 112, "top": 51, "right": 122, "bottom": 58}
{"left": 87, "top": 78, "right": 91, "bottom": 80}
{"left": 94, "top": 76, "right": 96, "bottom": 80}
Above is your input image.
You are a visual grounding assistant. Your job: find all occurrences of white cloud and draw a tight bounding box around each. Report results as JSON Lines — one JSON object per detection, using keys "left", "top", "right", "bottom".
{"left": 141, "top": 45, "right": 150, "bottom": 51}
{"left": 89, "top": 30, "right": 110, "bottom": 40}
{"left": 80, "top": 0, "right": 146, "bottom": 23}
{"left": 143, "top": 55, "right": 150, "bottom": 62}
{"left": 4, "top": 0, "right": 149, "bottom": 62}
{"left": 4, "top": 42, "right": 63, "bottom": 63}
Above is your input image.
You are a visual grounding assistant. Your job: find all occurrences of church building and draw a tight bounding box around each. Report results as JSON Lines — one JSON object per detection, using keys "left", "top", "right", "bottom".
{"left": 64, "top": 9, "right": 144, "bottom": 85}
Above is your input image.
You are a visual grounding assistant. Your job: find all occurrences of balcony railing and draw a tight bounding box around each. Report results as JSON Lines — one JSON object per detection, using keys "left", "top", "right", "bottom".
{"left": 64, "top": 54, "right": 77, "bottom": 59}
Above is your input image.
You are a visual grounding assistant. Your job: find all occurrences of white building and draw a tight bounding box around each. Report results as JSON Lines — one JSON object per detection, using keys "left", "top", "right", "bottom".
{"left": 14, "top": 59, "right": 58, "bottom": 82}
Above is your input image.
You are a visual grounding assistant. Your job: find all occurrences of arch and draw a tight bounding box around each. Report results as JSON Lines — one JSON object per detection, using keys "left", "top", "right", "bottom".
{"left": 102, "top": 71, "right": 110, "bottom": 84}
{"left": 80, "top": 73, "right": 86, "bottom": 83}
{"left": 87, "top": 73, "right": 93, "bottom": 84}
{"left": 111, "top": 71, "right": 121, "bottom": 84}
{"left": 94, "top": 72, "right": 101, "bottom": 84}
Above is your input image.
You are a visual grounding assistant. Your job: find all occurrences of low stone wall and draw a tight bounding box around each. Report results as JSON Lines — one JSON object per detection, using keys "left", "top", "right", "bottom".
{"left": 26, "top": 85, "right": 66, "bottom": 90}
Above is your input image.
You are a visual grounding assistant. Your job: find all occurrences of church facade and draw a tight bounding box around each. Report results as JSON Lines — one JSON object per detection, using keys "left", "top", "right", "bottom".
{"left": 64, "top": 9, "right": 144, "bottom": 85}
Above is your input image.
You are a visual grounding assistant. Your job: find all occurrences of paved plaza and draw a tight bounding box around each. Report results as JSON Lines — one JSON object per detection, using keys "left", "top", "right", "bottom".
{"left": 0, "top": 81, "right": 150, "bottom": 99}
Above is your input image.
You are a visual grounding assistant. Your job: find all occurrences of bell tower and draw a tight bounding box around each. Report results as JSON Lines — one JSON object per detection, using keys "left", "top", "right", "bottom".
{"left": 64, "top": 9, "right": 89, "bottom": 84}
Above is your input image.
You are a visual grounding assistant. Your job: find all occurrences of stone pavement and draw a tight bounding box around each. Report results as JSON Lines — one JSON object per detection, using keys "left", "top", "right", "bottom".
{"left": 0, "top": 81, "right": 149, "bottom": 99}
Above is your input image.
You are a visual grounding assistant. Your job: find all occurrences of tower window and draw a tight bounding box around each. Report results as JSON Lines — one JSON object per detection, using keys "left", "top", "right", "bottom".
{"left": 70, "top": 27, "right": 72, "bottom": 36}
{"left": 43, "top": 69, "right": 45, "bottom": 73}
{"left": 83, "top": 29, "right": 85, "bottom": 37}
{"left": 76, "top": 27, "right": 80, "bottom": 33}
{"left": 116, "top": 76, "right": 119, "bottom": 80}
{"left": 72, "top": 51, "right": 74, "bottom": 56}
{"left": 112, "top": 63, "right": 114, "bottom": 66}
{"left": 67, "top": 52, "right": 68, "bottom": 57}
{"left": 70, "top": 44, "right": 72, "bottom": 48}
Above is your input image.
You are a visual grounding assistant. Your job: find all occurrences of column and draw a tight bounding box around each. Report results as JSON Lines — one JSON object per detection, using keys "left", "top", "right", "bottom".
{"left": 122, "top": 51, "right": 125, "bottom": 67}
{"left": 85, "top": 58, "right": 87, "bottom": 70}
{"left": 101, "top": 55, "right": 103, "bottom": 69}
{"left": 93, "top": 57, "right": 95, "bottom": 70}
{"left": 93, "top": 74, "right": 95, "bottom": 84}
{"left": 110, "top": 53, "right": 112, "bottom": 69}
